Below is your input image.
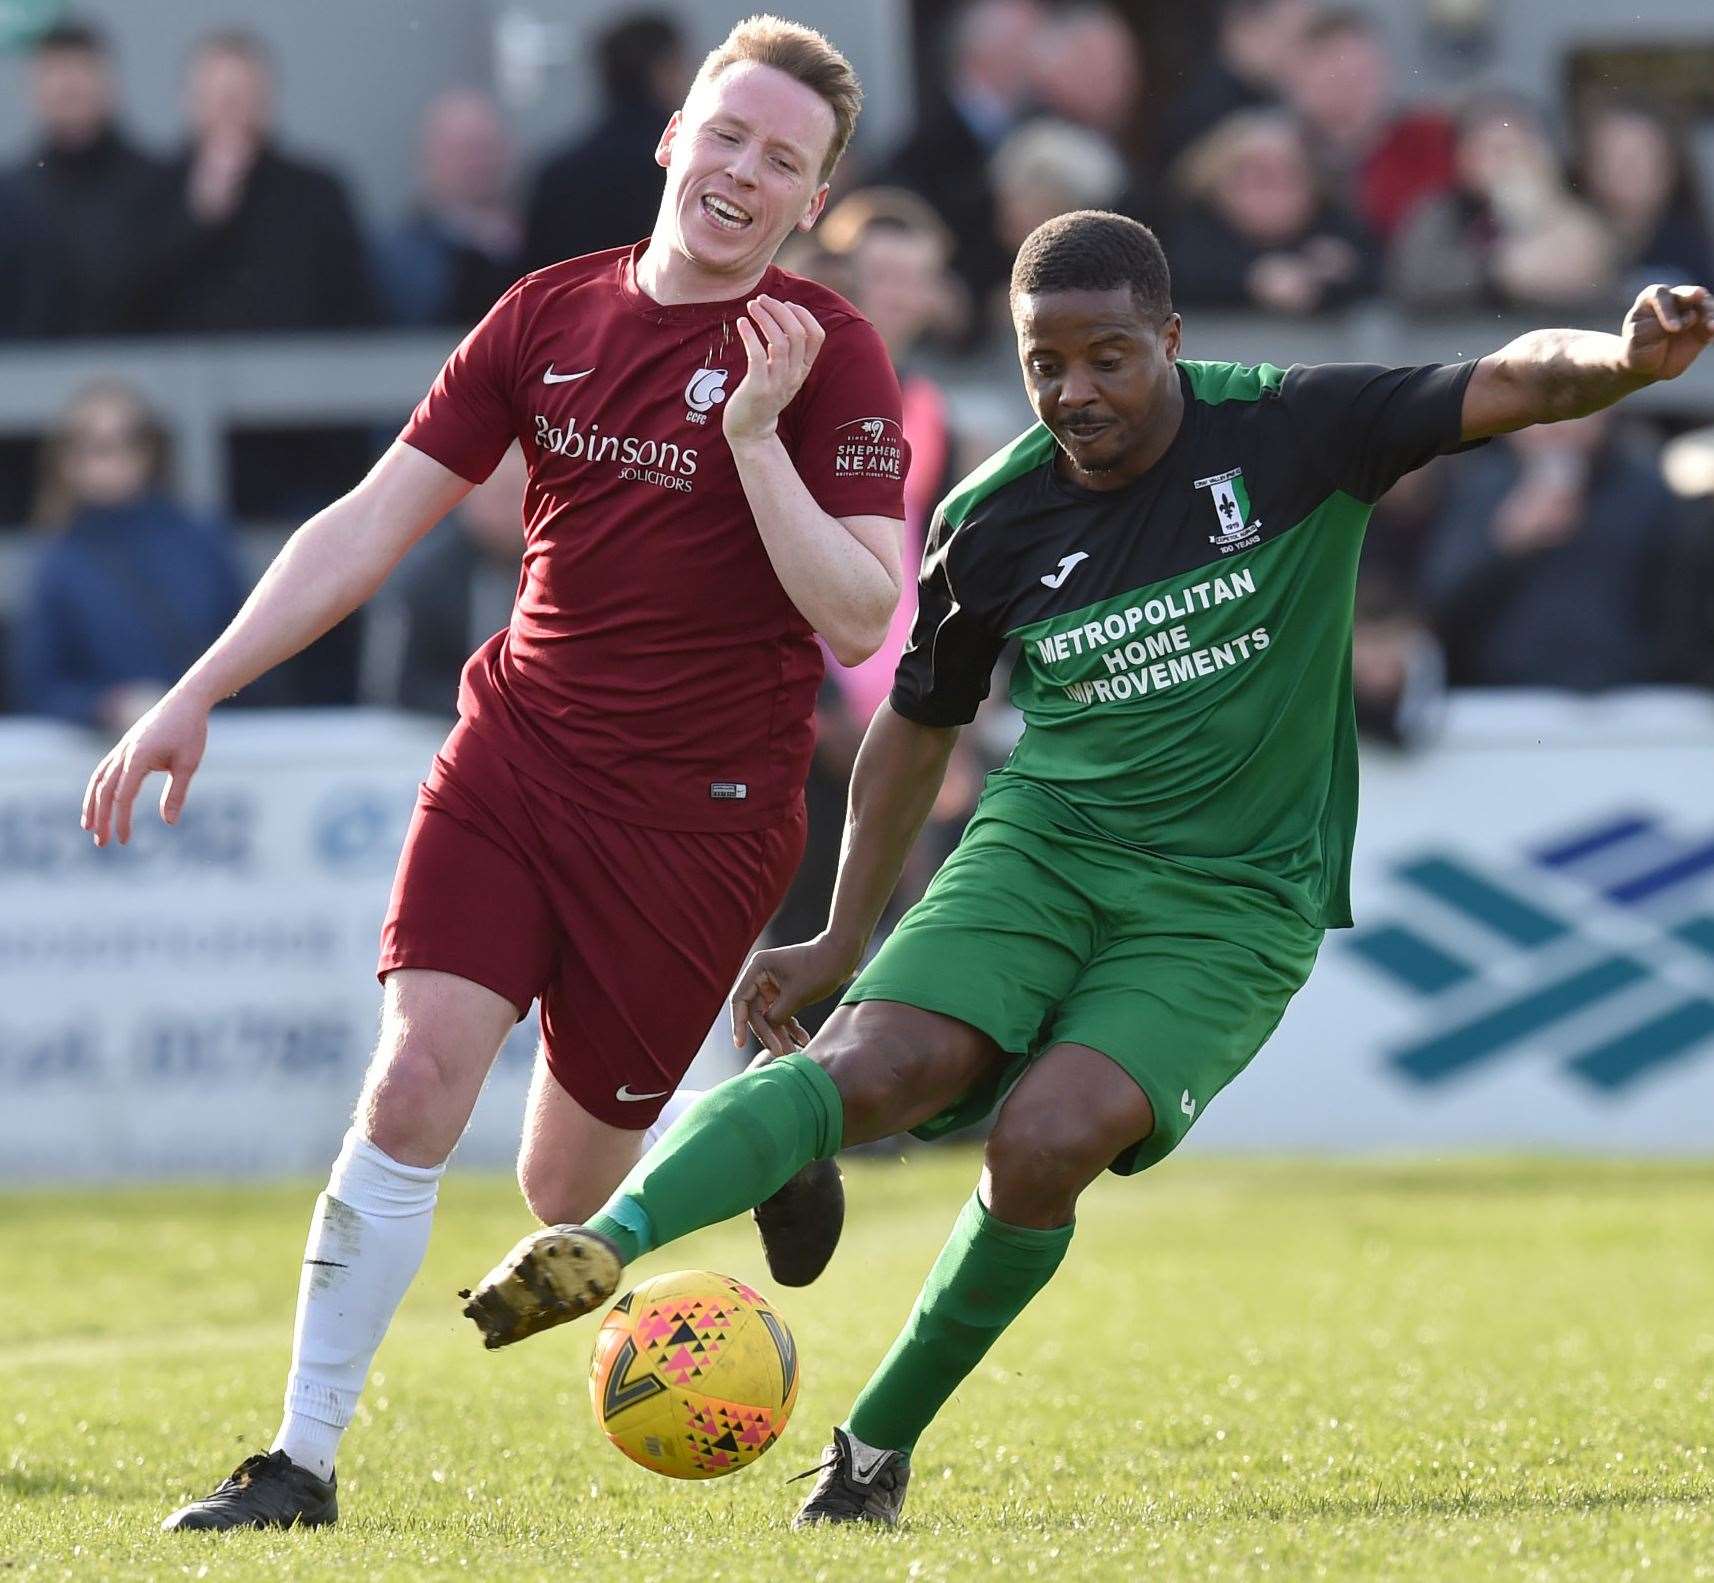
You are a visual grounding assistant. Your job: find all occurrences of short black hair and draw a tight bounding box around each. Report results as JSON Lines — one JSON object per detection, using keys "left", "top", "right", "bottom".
{"left": 32, "top": 19, "right": 109, "bottom": 56}
{"left": 1009, "top": 210, "right": 1172, "bottom": 321}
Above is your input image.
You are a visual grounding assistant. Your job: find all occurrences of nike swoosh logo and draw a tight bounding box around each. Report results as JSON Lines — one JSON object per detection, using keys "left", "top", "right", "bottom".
{"left": 543, "top": 365, "right": 594, "bottom": 384}
{"left": 616, "top": 1084, "right": 670, "bottom": 1102}
{"left": 849, "top": 1446, "right": 894, "bottom": 1482}
{"left": 1040, "top": 551, "right": 1089, "bottom": 589}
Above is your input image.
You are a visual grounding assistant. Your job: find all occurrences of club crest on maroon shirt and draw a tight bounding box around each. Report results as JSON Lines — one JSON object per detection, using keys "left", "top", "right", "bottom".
{"left": 684, "top": 365, "right": 731, "bottom": 424}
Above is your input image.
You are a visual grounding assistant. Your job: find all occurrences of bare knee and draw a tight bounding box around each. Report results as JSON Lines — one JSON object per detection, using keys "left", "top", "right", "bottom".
{"left": 359, "top": 972, "right": 517, "bottom": 1165}
{"left": 983, "top": 1110, "right": 1128, "bottom": 1228}
{"left": 359, "top": 1033, "right": 483, "bottom": 1165}
{"left": 516, "top": 1146, "right": 625, "bottom": 1226}
{"left": 814, "top": 1006, "right": 992, "bottom": 1147}
{"left": 514, "top": 1061, "right": 647, "bottom": 1225}
{"left": 816, "top": 1030, "right": 924, "bottom": 1140}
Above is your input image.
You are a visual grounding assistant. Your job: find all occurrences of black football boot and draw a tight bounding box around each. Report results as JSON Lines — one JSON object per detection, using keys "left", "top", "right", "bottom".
{"left": 161, "top": 1450, "right": 337, "bottom": 1532}
{"left": 791, "top": 1426, "right": 911, "bottom": 1528}
{"left": 753, "top": 1157, "right": 845, "bottom": 1287}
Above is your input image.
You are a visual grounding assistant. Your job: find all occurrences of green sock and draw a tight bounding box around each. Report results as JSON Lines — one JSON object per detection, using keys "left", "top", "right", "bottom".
{"left": 845, "top": 1192, "right": 1073, "bottom": 1456}
{"left": 587, "top": 1051, "right": 843, "bottom": 1265}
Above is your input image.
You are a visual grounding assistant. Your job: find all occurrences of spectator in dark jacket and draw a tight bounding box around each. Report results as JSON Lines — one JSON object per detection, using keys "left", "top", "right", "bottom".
{"left": 11, "top": 383, "right": 244, "bottom": 731}
{"left": 0, "top": 175, "right": 27, "bottom": 340}
{"left": 882, "top": 0, "right": 1047, "bottom": 314}
{"left": 1418, "top": 414, "right": 1685, "bottom": 690}
{"left": 1157, "top": 0, "right": 1310, "bottom": 164}
{"left": 1283, "top": 8, "right": 1455, "bottom": 242}
{"left": 379, "top": 88, "right": 522, "bottom": 328}
{"left": 1390, "top": 96, "right": 1616, "bottom": 314}
{"left": 1576, "top": 100, "right": 1714, "bottom": 306}
{"left": 9, "top": 20, "right": 164, "bottom": 338}
{"left": 362, "top": 445, "right": 525, "bottom": 717}
{"left": 124, "top": 29, "right": 377, "bottom": 333}
{"left": 522, "top": 13, "right": 688, "bottom": 271}
{"left": 1169, "top": 110, "right": 1379, "bottom": 312}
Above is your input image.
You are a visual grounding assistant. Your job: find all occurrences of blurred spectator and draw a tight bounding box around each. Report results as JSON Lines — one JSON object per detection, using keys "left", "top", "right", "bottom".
{"left": 1353, "top": 465, "right": 1450, "bottom": 746}
{"left": 992, "top": 120, "right": 1130, "bottom": 258}
{"left": 1418, "top": 414, "right": 1687, "bottom": 689}
{"left": 884, "top": 0, "right": 1047, "bottom": 314}
{"left": 1575, "top": 100, "right": 1714, "bottom": 302}
{"left": 1169, "top": 110, "right": 1379, "bottom": 313}
{"left": 9, "top": 21, "right": 163, "bottom": 338}
{"left": 1352, "top": 611, "right": 1446, "bottom": 746}
{"left": 123, "top": 29, "right": 377, "bottom": 333}
{"left": 523, "top": 13, "right": 688, "bottom": 271}
{"left": 362, "top": 444, "right": 525, "bottom": 716}
{"left": 1659, "top": 427, "right": 1714, "bottom": 689}
{"left": 1033, "top": 4, "right": 1145, "bottom": 151}
{"left": 816, "top": 189, "right": 966, "bottom": 716}
{"left": 0, "top": 175, "right": 27, "bottom": 340}
{"left": 10, "top": 382, "right": 243, "bottom": 732}
{"left": 1390, "top": 96, "right": 1616, "bottom": 313}
{"left": 379, "top": 88, "right": 522, "bottom": 328}
{"left": 1157, "top": 0, "right": 1310, "bottom": 165}
{"left": 1284, "top": 8, "right": 1455, "bottom": 241}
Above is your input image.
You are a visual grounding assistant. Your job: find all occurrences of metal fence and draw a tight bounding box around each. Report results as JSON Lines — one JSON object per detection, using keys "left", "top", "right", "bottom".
{"left": 3, "top": 309, "right": 1712, "bottom": 608}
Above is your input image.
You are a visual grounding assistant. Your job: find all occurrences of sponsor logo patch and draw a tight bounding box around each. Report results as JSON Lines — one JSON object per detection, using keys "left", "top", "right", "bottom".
{"left": 834, "top": 415, "right": 905, "bottom": 481}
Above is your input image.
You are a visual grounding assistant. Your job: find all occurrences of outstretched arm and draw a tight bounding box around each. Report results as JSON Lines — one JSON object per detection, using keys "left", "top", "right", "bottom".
{"left": 82, "top": 442, "right": 473, "bottom": 845}
{"left": 1462, "top": 283, "right": 1713, "bottom": 439}
{"left": 730, "top": 702, "right": 960, "bottom": 1053}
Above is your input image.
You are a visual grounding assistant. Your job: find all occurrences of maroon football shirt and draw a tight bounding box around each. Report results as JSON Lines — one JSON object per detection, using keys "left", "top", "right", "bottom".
{"left": 400, "top": 242, "right": 909, "bottom": 831}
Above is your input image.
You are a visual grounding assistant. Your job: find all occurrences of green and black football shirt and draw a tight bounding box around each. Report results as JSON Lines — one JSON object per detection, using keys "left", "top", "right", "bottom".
{"left": 890, "top": 359, "right": 1480, "bottom": 929}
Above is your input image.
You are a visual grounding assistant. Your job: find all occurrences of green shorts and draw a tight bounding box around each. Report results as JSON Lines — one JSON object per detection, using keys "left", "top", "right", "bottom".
{"left": 843, "top": 799, "right": 1323, "bottom": 1175}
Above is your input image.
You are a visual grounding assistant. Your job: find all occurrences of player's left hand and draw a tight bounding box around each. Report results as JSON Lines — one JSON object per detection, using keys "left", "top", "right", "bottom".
{"left": 723, "top": 295, "right": 825, "bottom": 444}
{"left": 1620, "top": 284, "right": 1714, "bottom": 383}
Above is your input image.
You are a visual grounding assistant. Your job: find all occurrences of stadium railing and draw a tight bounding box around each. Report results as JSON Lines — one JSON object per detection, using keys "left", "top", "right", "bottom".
{"left": 3, "top": 309, "right": 1712, "bottom": 613}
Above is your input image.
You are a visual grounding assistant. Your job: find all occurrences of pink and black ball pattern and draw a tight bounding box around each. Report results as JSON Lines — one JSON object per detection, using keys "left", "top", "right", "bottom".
{"left": 589, "top": 1270, "right": 800, "bottom": 1479}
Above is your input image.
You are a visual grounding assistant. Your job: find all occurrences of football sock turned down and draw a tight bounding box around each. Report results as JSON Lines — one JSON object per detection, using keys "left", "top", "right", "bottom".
{"left": 844, "top": 1191, "right": 1073, "bottom": 1456}
{"left": 271, "top": 1130, "right": 444, "bottom": 1481}
{"left": 587, "top": 1051, "right": 842, "bottom": 1264}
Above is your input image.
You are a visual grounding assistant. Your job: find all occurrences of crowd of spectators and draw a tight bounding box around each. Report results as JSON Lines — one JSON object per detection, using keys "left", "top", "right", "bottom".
{"left": 3, "top": 3, "right": 1713, "bottom": 754}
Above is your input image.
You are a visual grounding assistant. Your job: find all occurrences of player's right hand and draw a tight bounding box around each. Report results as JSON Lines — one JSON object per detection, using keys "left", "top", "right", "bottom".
{"left": 81, "top": 688, "right": 211, "bottom": 848}
{"left": 729, "top": 934, "right": 861, "bottom": 1056}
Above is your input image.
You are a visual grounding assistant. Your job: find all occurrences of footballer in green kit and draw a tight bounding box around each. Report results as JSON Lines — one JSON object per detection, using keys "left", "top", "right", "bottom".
{"left": 464, "top": 211, "right": 1714, "bottom": 1526}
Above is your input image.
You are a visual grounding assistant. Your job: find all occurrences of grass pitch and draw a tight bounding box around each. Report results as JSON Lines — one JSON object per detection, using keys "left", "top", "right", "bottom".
{"left": 3, "top": 1155, "right": 1712, "bottom": 1582}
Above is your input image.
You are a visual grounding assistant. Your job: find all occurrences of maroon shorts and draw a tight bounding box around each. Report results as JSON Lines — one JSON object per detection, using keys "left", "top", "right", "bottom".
{"left": 377, "top": 721, "right": 806, "bottom": 1128}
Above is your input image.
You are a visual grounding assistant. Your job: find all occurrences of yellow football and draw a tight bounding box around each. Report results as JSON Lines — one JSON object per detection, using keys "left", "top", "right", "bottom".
{"left": 588, "top": 1269, "right": 800, "bottom": 1479}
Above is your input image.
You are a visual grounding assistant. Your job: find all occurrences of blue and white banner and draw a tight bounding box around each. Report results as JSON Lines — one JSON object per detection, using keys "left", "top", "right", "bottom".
{"left": 1200, "top": 691, "right": 1714, "bottom": 1155}
{"left": 2, "top": 695, "right": 1711, "bottom": 1179}
{"left": 0, "top": 712, "right": 744, "bottom": 1181}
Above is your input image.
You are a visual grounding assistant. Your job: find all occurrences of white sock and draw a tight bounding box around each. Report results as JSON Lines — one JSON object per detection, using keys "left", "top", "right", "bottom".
{"left": 642, "top": 1087, "right": 703, "bottom": 1151}
{"left": 271, "top": 1129, "right": 444, "bottom": 1480}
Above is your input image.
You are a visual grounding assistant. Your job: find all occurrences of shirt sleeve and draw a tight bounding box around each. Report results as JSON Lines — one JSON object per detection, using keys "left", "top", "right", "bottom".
{"left": 1280, "top": 361, "right": 1480, "bottom": 504}
{"left": 398, "top": 277, "right": 528, "bottom": 484}
{"left": 783, "top": 314, "right": 911, "bottom": 520}
{"left": 888, "top": 510, "right": 1005, "bottom": 727}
